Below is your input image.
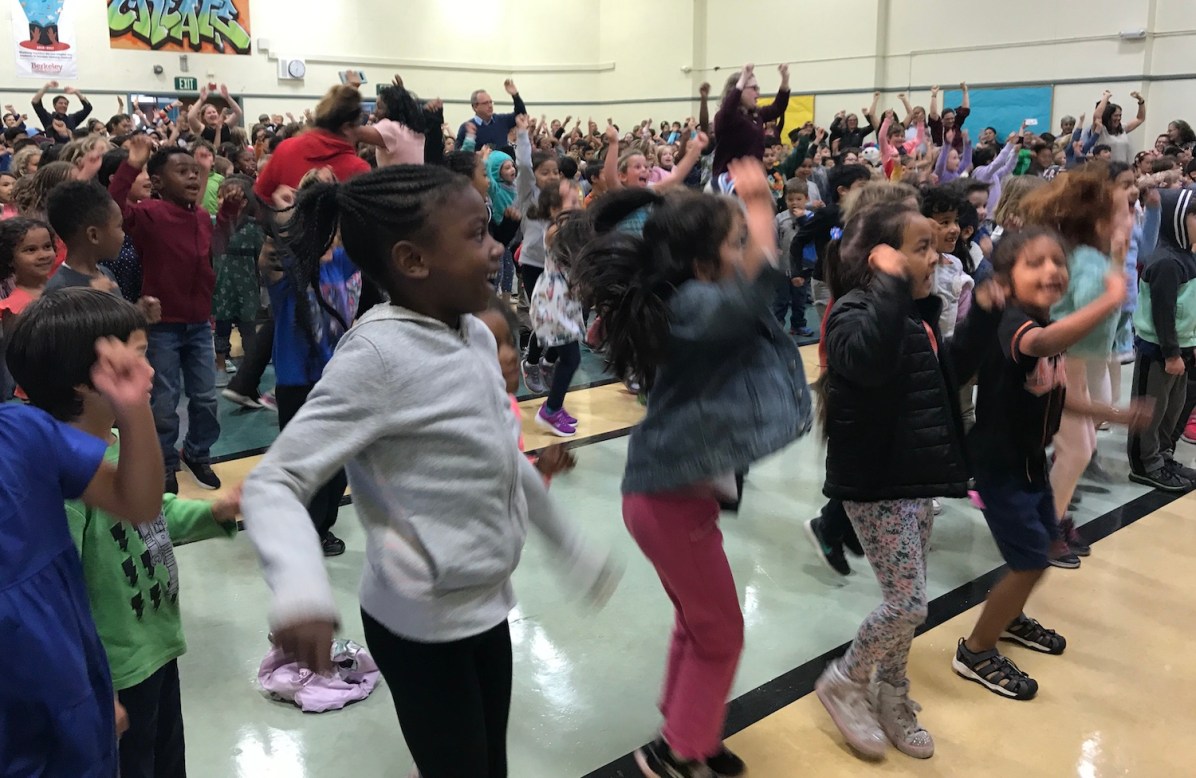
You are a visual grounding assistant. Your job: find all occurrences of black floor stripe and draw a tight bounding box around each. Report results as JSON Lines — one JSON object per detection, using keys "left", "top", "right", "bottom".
{"left": 580, "top": 487, "right": 1184, "bottom": 778}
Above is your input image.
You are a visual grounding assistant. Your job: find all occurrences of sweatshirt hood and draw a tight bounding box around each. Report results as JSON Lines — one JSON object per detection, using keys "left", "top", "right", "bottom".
{"left": 1157, "top": 188, "right": 1196, "bottom": 250}
{"left": 301, "top": 128, "right": 357, "bottom": 162}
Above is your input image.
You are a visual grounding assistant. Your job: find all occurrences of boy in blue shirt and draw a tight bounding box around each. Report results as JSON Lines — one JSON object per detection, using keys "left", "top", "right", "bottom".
{"left": 1, "top": 287, "right": 164, "bottom": 777}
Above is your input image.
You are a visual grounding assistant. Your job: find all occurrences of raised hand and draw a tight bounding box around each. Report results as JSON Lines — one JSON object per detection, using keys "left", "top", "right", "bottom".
{"left": 515, "top": 113, "right": 529, "bottom": 131}
{"left": 778, "top": 63, "right": 790, "bottom": 80}
{"left": 869, "top": 244, "right": 909, "bottom": 278}
{"left": 1129, "top": 90, "right": 1143, "bottom": 101}
{"left": 930, "top": 85, "right": 940, "bottom": 96}
{"left": 219, "top": 83, "right": 231, "bottom": 100}
{"left": 343, "top": 70, "right": 362, "bottom": 88}
{"left": 63, "top": 85, "right": 77, "bottom": 95}
{"left": 127, "top": 134, "right": 153, "bottom": 168}
{"left": 960, "top": 81, "right": 969, "bottom": 92}
{"left": 726, "top": 156, "right": 769, "bottom": 203}
{"left": 504, "top": 78, "right": 518, "bottom": 96}
{"left": 465, "top": 121, "right": 477, "bottom": 137}
{"left": 742, "top": 63, "right": 755, "bottom": 79}
{"left": 45, "top": 80, "right": 59, "bottom": 89}
{"left": 91, "top": 336, "right": 155, "bottom": 412}
{"left": 1102, "top": 89, "right": 1113, "bottom": 100}
{"left": 604, "top": 122, "right": 619, "bottom": 145}
{"left": 699, "top": 82, "right": 710, "bottom": 97}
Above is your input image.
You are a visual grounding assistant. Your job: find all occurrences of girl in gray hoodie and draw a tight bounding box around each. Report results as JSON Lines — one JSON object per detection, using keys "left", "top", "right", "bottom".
{"left": 242, "top": 164, "right": 614, "bottom": 778}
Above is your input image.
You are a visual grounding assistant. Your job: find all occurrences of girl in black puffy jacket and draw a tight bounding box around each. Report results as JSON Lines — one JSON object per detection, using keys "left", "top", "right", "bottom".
{"left": 813, "top": 201, "right": 1001, "bottom": 761}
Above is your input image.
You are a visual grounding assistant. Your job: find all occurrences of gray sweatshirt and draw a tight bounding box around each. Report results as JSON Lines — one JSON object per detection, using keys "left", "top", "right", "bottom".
{"left": 515, "top": 128, "right": 547, "bottom": 269}
{"left": 243, "top": 304, "right": 608, "bottom": 642}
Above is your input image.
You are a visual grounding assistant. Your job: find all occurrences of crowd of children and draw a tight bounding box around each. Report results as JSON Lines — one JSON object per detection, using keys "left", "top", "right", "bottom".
{"left": 2, "top": 65, "right": 1196, "bottom": 778}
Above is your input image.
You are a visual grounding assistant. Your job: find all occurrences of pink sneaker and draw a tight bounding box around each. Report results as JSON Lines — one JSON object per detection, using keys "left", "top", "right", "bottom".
{"left": 536, "top": 405, "right": 576, "bottom": 437}
{"left": 1183, "top": 411, "right": 1196, "bottom": 445}
{"left": 968, "top": 490, "right": 985, "bottom": 510}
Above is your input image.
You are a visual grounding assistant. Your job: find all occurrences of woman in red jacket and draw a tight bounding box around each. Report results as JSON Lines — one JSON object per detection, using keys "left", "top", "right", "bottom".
{"left": 254, "top": 86, "right": 371, "bottom": 202}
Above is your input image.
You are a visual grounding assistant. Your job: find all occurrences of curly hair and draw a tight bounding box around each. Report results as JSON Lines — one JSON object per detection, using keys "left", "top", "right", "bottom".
{"left": 0, "top": 216, "right": 51, "bottom": 280}
{"left": 12, "top": 160, "right": 74, "bottom": 218}
{"left": 1021, "top": 161, "right": 1115, "bottom": 248}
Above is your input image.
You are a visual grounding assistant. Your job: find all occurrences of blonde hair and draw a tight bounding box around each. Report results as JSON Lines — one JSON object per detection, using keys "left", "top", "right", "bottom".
{"left": 59, "top": 135, "right": 110, "bottom": 167}
{"left": 993, "top": 174, "right": 1048, "bottom": 228}
{"left": 842, "top": 180, "right": 920, "bottom": 219}
{"left": 11, "top": 146, "right": 42, "bottom": 177}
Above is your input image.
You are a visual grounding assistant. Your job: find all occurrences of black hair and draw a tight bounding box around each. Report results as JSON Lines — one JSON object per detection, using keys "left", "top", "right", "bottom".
{"left": 558, "top": 155, "right": 578, "bottom": 180}
{"left": 147, "top": 146, "right": 192, "bottom": 177}
{"left": 1106, "top": 160, "right": 1131, "bottom": 181}
{"left": 962, "top": 179, "right": 990, "bottom": 197}
{"left": 572, "top": 188, "right": 737, "bottom": 389}
{"left": 1101, "top": 102, "right": 1123, "bottom": 135}
{"left": 1040, "top": 132, "right": 1057, "bottom": 145}
{"left": 1185, "top": 159, "right": 1196, "bottom": 176}
{"left": 990, "top": 226, "right": 1064, "bottom": 286}
{"left": 1152, "top": 156, "right": 1178, "bottom": 174}
{"left": 1171, "top": 119, "right": 1196, "bottom": 145}
{"left": 531, "top": 149, "right": 557, "bottom": 173}
{"left": 105, "top": 114, "right": 129, "bottom": 134}
{"left": 1092, "top": 143, "right": 1111, "bottom": 156}
{"left": 0, "top": 216, "right": 51, "bottom": 279}
{"left": 971, "top": 144, "right": 996, "bottom": 168}
{"left": 480, "top": 291, "right": 520, "bottom": 349}
{"left": 828, "top": 201, "right": 919, "bottom": 300}
{"left": 41, "top": 143, "right": 62, "bottom": 164}
{"left": 4, "top": 126, "right": 27, "bottom": 142}
{"left": 547, "top": 208, "right": 593, "bottom": 274}
{"left": 46, "top": 180, "right": 117, "bottom": 244}
{"left": 827, "top": 164, "right": 871, "bottom": 204}
{"left": 98, "top": 148, "right": 129, "bottom": 188}
{"left": 445, "top": 150, "right": 479, "bottom": 179}
{"left": 6, "top": 287, "right": 147, "bottom": 421}
{"left": 920, "top": 185, "right": 963, "bottom": 218}
{"left": 278, "top": 163, "right": 474, "bottom": 342}
{"left": 375, "top": 84, "right": 427, "bottom": 135}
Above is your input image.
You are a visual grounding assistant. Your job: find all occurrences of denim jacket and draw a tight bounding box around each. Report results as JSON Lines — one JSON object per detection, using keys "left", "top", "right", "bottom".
{"left": 621, "top": 265, "right": 813, "bottom": 494}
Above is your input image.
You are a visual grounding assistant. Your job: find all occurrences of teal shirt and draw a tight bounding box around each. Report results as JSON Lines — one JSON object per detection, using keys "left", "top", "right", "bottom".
{"left": 66, "top": 438, "right": 237, "bottom": 690}
{"left": 1050, "top": 245, "right": 1119, "bottom": 359}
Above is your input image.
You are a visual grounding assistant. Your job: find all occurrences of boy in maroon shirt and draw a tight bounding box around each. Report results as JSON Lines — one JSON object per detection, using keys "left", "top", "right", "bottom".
{"left": 108, "top": 135, "right": 242, "bottom": 493}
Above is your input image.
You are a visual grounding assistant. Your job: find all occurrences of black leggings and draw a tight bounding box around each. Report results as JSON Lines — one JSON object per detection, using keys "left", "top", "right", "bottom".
{"left": 276, "top": 383, "right": 347, "bottom": 539}
{"left": 519, "top": 264, "right": 557, "bottom": 365}
{"left": 362, "top": 610, "right": 512, "bottom": 778}
{"left": 545, "top": 341, "right": 581, "bottom": 412}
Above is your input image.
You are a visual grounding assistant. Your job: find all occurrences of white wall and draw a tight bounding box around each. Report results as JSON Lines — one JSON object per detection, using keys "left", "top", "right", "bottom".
{"left": 1, "top": 0, "right": 1194, "bottom": 145}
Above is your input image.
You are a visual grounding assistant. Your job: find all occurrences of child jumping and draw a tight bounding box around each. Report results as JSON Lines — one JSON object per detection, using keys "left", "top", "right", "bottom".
{"left": 574, "top": 160, "right": 812, "bottom": 778}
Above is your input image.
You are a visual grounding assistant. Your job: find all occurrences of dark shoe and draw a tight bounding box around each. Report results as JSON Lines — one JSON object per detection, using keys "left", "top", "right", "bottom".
{"left": 1058, "top": 515, "right": 1091, "bottom": 557}
{"left": 1082, "top": 456, "right": 1114, "bottom": 483}
{"left": 1048, "top": 539, "right": 1081, "bottom": 569}
{"left": 705, "top": 745, "right": 745, "bottom": 777}
{"left": 804, "top": 517, "right": 851, "bottom": 576}
{"left": 843, "top": 527, "right": 864, "bottom": 557}
{"left": 1164, "top": 458, "right": 1196, "bottom": 484}
{"left": 952, "top": 639, "right": 1038, "bottom": 700}
{"left": 1129, "top": 466, "right": 1192, "bottom": 493}
{"left": 181, "top": 451, "right": 221, "bottom": 490}
{"left": 321, "top": 532, "right": 346, "bottom": 557}
{"left": 164, "top": 471, "right": 179, "bottom": 495}
{"left": 634, "top": 737, "right": 715, "bottom": 777}
{"left": 1000, "top": 614, "right": 1067, "bottom": 654}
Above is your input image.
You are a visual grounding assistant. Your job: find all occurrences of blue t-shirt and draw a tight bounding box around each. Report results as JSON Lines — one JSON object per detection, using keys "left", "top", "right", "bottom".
{"left": 269, "top": 247, "right": 362, "bottom": 386}
{"left": 1, "top": 403, "right": 117, "bottom": 775}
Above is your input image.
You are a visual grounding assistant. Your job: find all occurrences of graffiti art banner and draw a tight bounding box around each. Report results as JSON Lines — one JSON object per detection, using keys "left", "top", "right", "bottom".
{"left": 107, "top": 0, "right": 252, "bottom": 54}
{"left": 13, "top": 0, "right": 79, "bottom": 79}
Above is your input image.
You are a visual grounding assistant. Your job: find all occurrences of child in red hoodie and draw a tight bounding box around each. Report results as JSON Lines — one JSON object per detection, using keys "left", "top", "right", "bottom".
{"left": 109, "top": 135, "right": 242, "bottom": 494}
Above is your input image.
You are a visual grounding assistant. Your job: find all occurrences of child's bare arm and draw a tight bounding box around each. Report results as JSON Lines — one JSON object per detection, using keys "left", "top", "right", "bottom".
{"left": 602, "top": 123, "right": 622, "bottom": 190}
{"left": 1019, "top": 268, "right": 1126, "bottom": 358}
{"left": 655, "top": 129, "right": 707, "bottom": 190}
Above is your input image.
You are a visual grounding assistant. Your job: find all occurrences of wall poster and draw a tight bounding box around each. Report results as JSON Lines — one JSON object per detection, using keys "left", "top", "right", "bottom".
{"left": 107, "top": 0, "right": 252, "bottom": 54}
{"left": 13, "top": 0, "right": 79, "bottom": 79}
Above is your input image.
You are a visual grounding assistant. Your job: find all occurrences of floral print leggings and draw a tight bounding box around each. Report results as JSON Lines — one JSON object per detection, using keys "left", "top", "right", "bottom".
{"left": 841, "top": 498, "right": 933, "bottom": 685}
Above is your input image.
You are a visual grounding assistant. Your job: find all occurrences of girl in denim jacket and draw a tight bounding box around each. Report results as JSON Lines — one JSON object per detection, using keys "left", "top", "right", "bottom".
{"left": 573, "top": 160, "right": 811, "bottom": 778}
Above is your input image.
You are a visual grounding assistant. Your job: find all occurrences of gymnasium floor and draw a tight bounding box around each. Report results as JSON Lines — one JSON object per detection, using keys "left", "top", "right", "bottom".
{"left": 174, "top": 344, "right": 1196, "bottom": 777}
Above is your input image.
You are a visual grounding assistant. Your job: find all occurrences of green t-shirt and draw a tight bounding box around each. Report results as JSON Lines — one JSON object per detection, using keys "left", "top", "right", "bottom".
{"left": 202, "top": 172, "right": 225, "bottom": 216}
{"left": 65, "top": 438, "right": 237, "bottom": 690}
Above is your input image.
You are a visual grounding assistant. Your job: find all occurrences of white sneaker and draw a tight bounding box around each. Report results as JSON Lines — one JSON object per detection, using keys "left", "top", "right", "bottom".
{"left": 931, "top": 498, "right": 943, "bottom": 515}
{"left": 815, "top": 659, "right": 887, "bottom": 759}
{"left": 873, "top": 679, "right": 934, "bottom": 758}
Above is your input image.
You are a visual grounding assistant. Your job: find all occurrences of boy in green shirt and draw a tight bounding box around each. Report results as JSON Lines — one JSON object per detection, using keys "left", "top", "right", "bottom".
{"left": 65, "top": 330, "right": 240, "bottom": 778}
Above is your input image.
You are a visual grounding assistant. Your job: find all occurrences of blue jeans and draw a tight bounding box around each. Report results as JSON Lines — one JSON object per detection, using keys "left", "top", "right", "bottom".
{"left": 147, "top": 323, "right": 220, "bottom": 469}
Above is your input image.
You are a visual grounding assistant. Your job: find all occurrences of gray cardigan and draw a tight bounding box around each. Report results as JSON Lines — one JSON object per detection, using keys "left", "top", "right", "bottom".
{"left": 622, "top": 266, "right": 813, "bottom": 494}
{"left": 243, "top": 305, "right": 608, "bottom": 642}
{"left": 515, "top": 128, "right": 548, "bottom": 269}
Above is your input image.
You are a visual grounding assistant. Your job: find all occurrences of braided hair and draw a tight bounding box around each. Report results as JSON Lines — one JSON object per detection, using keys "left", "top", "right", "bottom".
{"left": 277, "top": 163, "right": 473, "bottom": 342}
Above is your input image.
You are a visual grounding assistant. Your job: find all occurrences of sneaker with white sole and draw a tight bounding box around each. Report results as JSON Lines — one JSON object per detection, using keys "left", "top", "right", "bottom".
{"left": 258, "top": 391, "right": 278, "bottom": 412}
{"left": 221, "top": 388, "right": 263, "bottom": 410}
{"left": 181, "top": 451, "right": 221, "bottom": 490}
{"left": 814, "top": 658, "right": 887, "bottom": 759}
{"left": 1129, "top": 465, "right": 1192, "bottom": 493}
{"left": 952, "top": 639, "right": 1038, "bottom": 700}
{"left": 873, "top": 679, "right": 934, "bottom": 759}
{"left": 1000, "top": 614, "right": 1066, "bottom": 654}
{"left": 536, "top": 405, "right": 576, "bottom": 437}
{"left": 1058, "top": 515, "right": 1090, "bottom": 556}
{"left": 803, "top": 517, "right": 851, "bottom": 576}
{"left": 931, "top": 498, "right": 943, "bottom": 515}
{"left": 522, "top": 359, "right": 546, "bottom": 394}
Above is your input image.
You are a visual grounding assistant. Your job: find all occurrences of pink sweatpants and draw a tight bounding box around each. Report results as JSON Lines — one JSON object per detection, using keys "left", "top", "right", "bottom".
{"left": 1050, "top": 358, "right": 1097, "bottom": 519}
{"left": 623, "top": 490, "right": 745, "bottom": 761}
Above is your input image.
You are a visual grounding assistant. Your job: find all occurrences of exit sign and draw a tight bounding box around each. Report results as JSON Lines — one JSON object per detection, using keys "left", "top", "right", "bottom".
{"left": 174, "top": 76, "right": 198, "bottom": 91}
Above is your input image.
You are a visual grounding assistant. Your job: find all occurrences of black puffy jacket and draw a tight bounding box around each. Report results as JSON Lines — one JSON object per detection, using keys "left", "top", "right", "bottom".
{"left": 822, "top": 273, "right": 998, "bottom": 501}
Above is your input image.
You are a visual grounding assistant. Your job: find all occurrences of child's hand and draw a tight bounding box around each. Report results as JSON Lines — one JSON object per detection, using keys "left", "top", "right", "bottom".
{"left": 136, "top": 295, "right": 161, "bottom": 324}
{"left": 1103, "top": 267, "right": 1128, "bottom": 305}
{"left": 685, "top": 131, "right": 709, "bottom": 159}
{"left": 503, "top": 205, "right": 522, "bottom": 222}
{"left": 274, "top": 619, "right": 336, "bottom": 675}
{"left": 91, "top": 336, "right": 154, "bottom": 413}
{"left": 604, "top": 123, "right": 619, "bottom": 145}
{"left": 791, "top": 276, "right": 805, "bottom": 287}
{"left": 726, "top": 156, "right": 770, "bottom": 205}
{"left": 515, "top": 113, "right": 529, "bottom": 131}
{"left": 114, "top": 697, "right": 129, "bottom": 739}
{"left": 973, "top": 279, "right": 1006, "bottom": 312}
{"left": 211, "top": 482, "right": 242, "bottom": 523}
{"left": 1165, "top": 356, "right": 1186, "bottom": 376}
{"left": 535, "top": 445, "right": 577, "bottom": 478}
{"left": 127, "top": 134, "right": 153, "bottom": 169}
{"left": 868, "top": 244, "right": 909, "bottom": 278}
{"left": 221, "top": 185, "right": 246, "bottom": 212}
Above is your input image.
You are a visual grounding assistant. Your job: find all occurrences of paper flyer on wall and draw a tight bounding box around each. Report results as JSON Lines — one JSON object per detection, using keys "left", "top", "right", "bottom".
{"left": 12, "top": 0, "right": 78, "bottom": 79}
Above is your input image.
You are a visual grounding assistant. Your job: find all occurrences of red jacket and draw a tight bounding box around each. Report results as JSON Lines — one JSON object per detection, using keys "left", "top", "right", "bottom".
{"left": 109, "top": 161, "right": 234, "bottom": 324}
{"left": 254, "top": 129, "right": 371, "bottom": 201}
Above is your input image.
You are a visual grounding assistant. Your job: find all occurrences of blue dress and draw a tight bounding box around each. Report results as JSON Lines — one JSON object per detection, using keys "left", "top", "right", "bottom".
{"left": 0, "top": 403, "right": 116, "bottom": 777}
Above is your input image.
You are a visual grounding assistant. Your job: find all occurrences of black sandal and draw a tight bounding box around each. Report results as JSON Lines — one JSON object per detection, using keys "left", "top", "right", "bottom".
{"left": 1002, "top": 614, "right": 1067, "bottom": 655}
{"left": 952, "top": 638, "right": 1038, "bottom": 700}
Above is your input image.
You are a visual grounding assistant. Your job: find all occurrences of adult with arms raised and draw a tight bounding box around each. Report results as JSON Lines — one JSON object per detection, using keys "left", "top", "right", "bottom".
{"left": 455, "top": 79, "right": 527, "bottom": 150}
{"left": 711, "top": 63, "right": 790, "bottom": 186}
{"left": 186, "top": 83, "right": 244, "bottom": 145}
{"left": 31, "top": 81, "right": 92, "bottom": 143}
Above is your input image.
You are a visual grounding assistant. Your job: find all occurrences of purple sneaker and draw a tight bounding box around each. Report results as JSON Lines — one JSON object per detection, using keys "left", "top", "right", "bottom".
{"left": 536, "top": 405, "right": 577, "bottom": 437}
{"left": 559, "top": 407, "right": 577, "bottom": 425}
